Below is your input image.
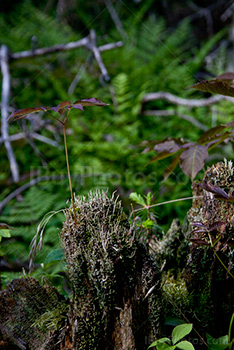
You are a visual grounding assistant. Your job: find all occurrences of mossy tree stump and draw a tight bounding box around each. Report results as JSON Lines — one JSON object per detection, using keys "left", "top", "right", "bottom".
{"left": 185, "top": 161, "right": 234, "bottom": 336}
{"left": 0, "top": 191, "right": 161, "bottom": 350}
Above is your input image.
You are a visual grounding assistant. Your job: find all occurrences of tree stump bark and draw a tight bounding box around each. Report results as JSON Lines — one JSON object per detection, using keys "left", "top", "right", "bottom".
{"left": 185, "top": 160, "right": 234, "bottom": 336}
{"left": 0, "top": 191, "right": 162, "bottom": 349}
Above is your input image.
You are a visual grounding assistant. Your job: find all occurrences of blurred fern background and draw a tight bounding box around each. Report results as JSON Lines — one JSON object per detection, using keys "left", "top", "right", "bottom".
{"left": 0, "top": 0, "right": 233, "bottom": 289}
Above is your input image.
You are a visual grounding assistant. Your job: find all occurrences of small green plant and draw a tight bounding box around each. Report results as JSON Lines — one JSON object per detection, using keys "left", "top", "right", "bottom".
{"left": 129, "top": 191, "right": 162, "bottom": 239}
{"left": 8, "top": 98, "right": 109, "bottom": 224}
{"left": 148, "top": 323, "right": 195, "bottom": 350}
{"left": 8, "top": 98, "right": 108, "bottom": 270}
{"left": 206, "top": 313, "right": 234, "bottom": 350}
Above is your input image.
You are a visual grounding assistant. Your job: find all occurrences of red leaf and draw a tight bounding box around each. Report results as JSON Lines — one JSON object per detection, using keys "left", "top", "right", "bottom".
{"left": 190, "top": 72, "right": 234, "bottom": 98}
{"left": 190, "top": 238, "right": 210, "bottom": 245}
{"left": 154, "top": 140, "right": 182, "bottom": 153}
{"left": 198, "top": 182, "right": 229, "bottom": 199}
{"left": 191, "top": 222, "right": 207, "bottom": 229}
{"left": 53, "top": 101, "right": 71, "bottom": 114}
{"left": 179, "top": 144, "right": 209, "bottom": 180}
{"left": 209, "top": 221, "right": 225, "bottom": 232}
{"left": 8, "top": 107, "right": 47, "bottom": 122}
{"left": 73, "top": 98, "right": 109, "bottom": 107}
{"left": 216, "top": 72, "right": 234, "bottom": 80}
{"left": 71, "top": 104, "right": 83, "bottom": 111}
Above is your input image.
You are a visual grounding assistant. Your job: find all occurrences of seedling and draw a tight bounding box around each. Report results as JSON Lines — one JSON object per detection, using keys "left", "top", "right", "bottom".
{"left": 148, "top": 323, "right": 195, "bottom": 350}
{"left": 8, "top": 98, "right": 109, "bottom": 224}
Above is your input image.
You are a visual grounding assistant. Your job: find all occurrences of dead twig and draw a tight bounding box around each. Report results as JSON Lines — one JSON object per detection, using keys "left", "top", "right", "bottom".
{"left": 142, "top": 91, "right": 234, "bottom": 107}
{"left": 143, "top": 109, "right": 208, "bottom": 131}
{"left": 0, "top": 45, "right": 19, "bottom": 183}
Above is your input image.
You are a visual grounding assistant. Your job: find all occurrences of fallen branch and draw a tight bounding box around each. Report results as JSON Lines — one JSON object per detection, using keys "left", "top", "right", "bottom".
{"left": 9, "top": 36, "right": 123, "bottom": 60}
{"left": 0, "top": 132, "right": 58, "bottom": 147}
{"left": 142, "top": 91, "right": 234, "bottom": 107}
{"left": 0, "top": 45, "right": 19, "bottom": 183}
{"left": 143, "top": 109, "right": 208, "bottom": 131}
{"left": 89, "top": 30, "right": 110, "bottom": 82}
{"left": 104, "top": 0, "right": 127, "bottom": 40}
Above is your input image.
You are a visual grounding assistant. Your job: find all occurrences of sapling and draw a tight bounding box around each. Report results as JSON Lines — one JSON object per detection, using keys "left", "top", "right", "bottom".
{"left": 8, "top": 98, "right": 109, "bottom": 224}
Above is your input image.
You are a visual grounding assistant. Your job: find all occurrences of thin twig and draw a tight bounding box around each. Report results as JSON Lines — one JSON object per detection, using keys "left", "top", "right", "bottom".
{"left": 9, "top": 37, "right": 123, "bottom": 60}
{"left": 208, "top": 232, "right": 234, "bottom": 280}
{"left": 143, "top": 109, "right": 208, "bottom": 131}
{"left": 142, "top": 91, "right": 234, "bottom": 107}
{"left": 104, "top": 0, "right": 127, "bottom": 40}
{"left": 63, "top": 122, "right": 78, "bottom": 225}
{"left": 0, "top": 132, "right": 58, "bottom": 147}
{"left": 68, "top": 53, "right": 93, "bottom": 94}
{"left": 9, "top": 37, "right": 90, "bottom": 60}
{"left": 89, "top": 30, "right": 110, "bottom": 82}
{"left": 133, "top": 196, "right": 202, "bottom": 213}
{"left": 0, "top": 45, "right": 20, "bottom": 183}
{"left": 162, "top": 286, "right": 208, "bottom": 347}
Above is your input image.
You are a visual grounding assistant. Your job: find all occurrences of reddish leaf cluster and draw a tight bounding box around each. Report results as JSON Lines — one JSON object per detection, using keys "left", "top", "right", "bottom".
{"left": 142, "top": 121, "right": 234, "bottom": 180}
{"left": 190, "top": 72, "right": 234, "bottom": 97}
{"left": 198, "top": 182, "right": 234, "bottom": 202}
{"left": 190, "top": 221, "right": 225, "bottom": 246}
{"left": 8, "top": 98, "right": 109, "bottom": 122}
{"left": 142, "top": 72, "right": 234, "bottom": 180}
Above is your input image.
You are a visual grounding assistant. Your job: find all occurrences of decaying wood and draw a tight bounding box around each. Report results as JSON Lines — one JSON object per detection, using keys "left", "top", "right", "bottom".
{"left": 0, "top": 192, "right": 161, "bottom": 350}
{"left": 0, "top": 278, "right": 67, "bottom": 350}
{"left": 185, "top": 160, "right": 234, "bottom": 337}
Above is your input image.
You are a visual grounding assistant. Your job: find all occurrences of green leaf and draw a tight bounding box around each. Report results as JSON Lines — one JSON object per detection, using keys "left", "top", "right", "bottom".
{"left": 129, "top": 192, "right": 146, "bottom": 206}
{"left": 145, "top": 192, "right": 153, "bottom": 206}
{"left": 0, "top": 229, "right": 11, "bottom": 238}
{"left": 207, "top": 333, "right": 230, "bottom": 350}
{"left": 148, "top": 338, "right": 171, "bottom": 349}
{"left": 165, "top": 318, "right": 185, "bottom": 326}
{"left": 142, "top": 219, "right": 154, "bottom": 228}
{"left": 176, "top": 341, "right": 195, "bottom": 350}
{"left": 172, "top": 324, "right": 193, "bottom": 345}
{"left": 44, "top": 248, "right": 64, "bottom": 265}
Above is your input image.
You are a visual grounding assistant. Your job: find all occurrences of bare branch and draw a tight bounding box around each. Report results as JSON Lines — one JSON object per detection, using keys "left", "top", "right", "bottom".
{"left": 99, "top": 41, "right": 123, "bottom": 52}
{"left": 0, "top": 132, "right": 58, "bottom": 147}
{"left": 0, "top": 45, "right": 20, "bottom": 183}
{"left": 9, "top": 37, "right": 90, "bottom": 60}
{"left": 104, "top": 0, "right": 127, "bottom": 40}
{"left": 9, "top": 36, "right": 123, "bottom": 60}
{"left": 143, "top": 109, "right": 208, "bottom": 131}
{"left": 31, "top": 132, "right": 58, "bottom": 147}
{"left": 89, "top": 30, "right": 110, "bottom": 82}
{"left": 142, "top": 91, "right": 234, "bottom": 107}
{"left": 68, "top": 53, "right": 93, "bottom": 95}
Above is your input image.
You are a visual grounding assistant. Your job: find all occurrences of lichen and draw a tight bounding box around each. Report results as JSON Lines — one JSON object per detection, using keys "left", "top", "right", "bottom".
{"left": 60, "top": 190, "right": 161, "bottom": 349}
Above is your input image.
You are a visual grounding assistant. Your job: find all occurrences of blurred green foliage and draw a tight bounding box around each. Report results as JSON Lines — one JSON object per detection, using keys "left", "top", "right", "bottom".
{"left": 0, "top": 0, "right": 233, "bottom": 288}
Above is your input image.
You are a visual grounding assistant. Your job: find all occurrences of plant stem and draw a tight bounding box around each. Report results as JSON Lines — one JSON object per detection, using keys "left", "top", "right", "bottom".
{"left": 208, "top": 232, "right": 234, "bottom": 279}
{"left": 133, "top": 196, "right": 202, "bottom": 213}
{"left": 63, "top": 123, "right": 77, "bottom": 225}
{"left": 228, "top": 313, "right": 234, "bottom": 347}
{"left": 46, "top": 111, "right": 64, "bottom": 124}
